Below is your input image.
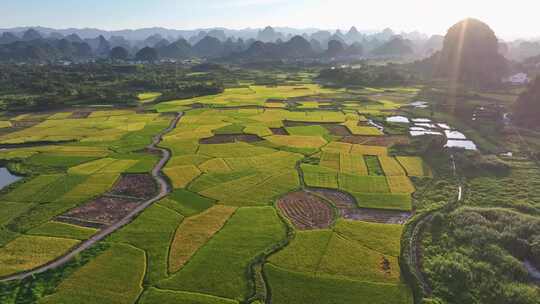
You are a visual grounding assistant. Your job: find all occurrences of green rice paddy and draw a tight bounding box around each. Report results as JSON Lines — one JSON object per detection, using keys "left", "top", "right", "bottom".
{"left": 0, "top": 81, "right": 430, "bottom": 303}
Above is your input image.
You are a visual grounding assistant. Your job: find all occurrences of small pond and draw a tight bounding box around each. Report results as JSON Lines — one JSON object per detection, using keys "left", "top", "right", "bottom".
{"left": 438, "top": 123, "right": 451, "bottom": 130}
{"left": 444, "top": 130, "right": 467, "bottom": 140}
{"left": 412, "top": 118, "right": 431, "bottom": 123}
{"left": 386, "top": 116, "right": 410, "bottom": 123}
{"left": 0, "top": 167, "right": 21, "bottom": 190}
{"left": 409, "top": 101, "right": 429, "bottom": 108}
{"left": 368, "top": 119, "right": 385, "bottom": 132}
{"left": 445, "top": 140, "right": 477, "bottom": 150}
{"left": 410, "top": 130, "right": 443, "bottom": 137}
{"left": 404, "top": 117, "right": 478, "bottom": 150}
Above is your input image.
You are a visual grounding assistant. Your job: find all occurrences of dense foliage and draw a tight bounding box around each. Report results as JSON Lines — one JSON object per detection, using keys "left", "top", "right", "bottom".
{"left": 422, "top": 207, "right": 540, "bottom": 304}
{"left": 317, "top": 64, "right": 414, "bottom": 87}
{"left": 513, "top": 77, "right": 540, "bottom": 128}
{"left": 0, "top": 63, "right": 224, "bottom": 111}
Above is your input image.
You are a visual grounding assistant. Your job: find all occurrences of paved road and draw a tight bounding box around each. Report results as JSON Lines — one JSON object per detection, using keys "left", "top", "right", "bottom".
{"left": 0, "top": 112, "right": 183, "bottom": 282}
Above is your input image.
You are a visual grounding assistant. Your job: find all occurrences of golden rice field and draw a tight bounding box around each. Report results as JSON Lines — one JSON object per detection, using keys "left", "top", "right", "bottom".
{"left": 0, "top": 83, "right": 431, "bottom": 304}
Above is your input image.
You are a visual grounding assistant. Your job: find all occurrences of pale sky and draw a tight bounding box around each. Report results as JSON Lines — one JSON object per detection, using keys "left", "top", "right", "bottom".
{"left": 2, "top": 0, "right": 538, "bottom": 39}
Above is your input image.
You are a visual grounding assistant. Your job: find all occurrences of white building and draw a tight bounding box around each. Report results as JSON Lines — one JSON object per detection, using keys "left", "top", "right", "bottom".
{"left": 503, "top": 73, "right": 530, "bottom": 85}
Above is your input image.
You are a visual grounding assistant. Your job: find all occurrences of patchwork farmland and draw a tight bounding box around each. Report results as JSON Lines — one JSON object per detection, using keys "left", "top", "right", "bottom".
{"left": 0, "top": 82, "right": 427, "bottom": 303}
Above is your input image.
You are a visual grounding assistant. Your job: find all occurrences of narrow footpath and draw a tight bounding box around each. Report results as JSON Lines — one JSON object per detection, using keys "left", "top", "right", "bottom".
{"left": 0, "top": 112, "right": 183, "bottom": 282}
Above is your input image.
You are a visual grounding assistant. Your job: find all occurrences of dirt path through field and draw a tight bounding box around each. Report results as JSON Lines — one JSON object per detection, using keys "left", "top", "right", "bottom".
{"left": 0, "top": 112, "right": 183, "bottom": 282}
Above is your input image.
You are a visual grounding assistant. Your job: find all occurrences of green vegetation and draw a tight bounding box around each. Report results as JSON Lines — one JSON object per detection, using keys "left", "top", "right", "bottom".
{"left": 355, "top": 193, "right": 412, "bottom": 211}
{"left": 159, "top": 207, "right": 286, "bottom": 301}
{"left": 0, "top": 63, "right": 224, "bottom": 111}
{"left": 108, "top": 204, "right": 183, "bottom": 284}
{"left": 160, "top": 189, "right": 216, "bottom": 216}
{"left": 266, "top": 219, "right": 410, "bottom": 303}
{"left": 397, "top": 156, "right": 430, "bottom": 177}
{"left": 421, "top": 207, "right": 540, "bottom": 304}
{"left": 0, "top": 235, "right": 79, "bottom": 277}
{"left": 266, "top": 264, "right": 412, "bottom": 304}
{"left": 513, "top": 77, "right": 540, "bottom": 128}
{"left": 138, "top": 92, "right": 163, "bottom": 103}
{"left": 168, "top": 205, "right": 236, "bottom": 273}
{"left": 365, "top": 155, "right": 385, "bottom": 176}
{"left": 38, "top": 243, "right": 145, "bottom": 304}
{"left": 27, "top": 221, "right": 97, "bottom": 240}
{"left": 285, "top": 125, "right": 329, "bottom": 137}
{"left": 317, "top": 65, "right": 414, "bottom": 88}
{"left": 140, "top": 288, "right": 239, "bottom": 304}
{"left": 5, "top": 63, "right": 521, "bottom": 304}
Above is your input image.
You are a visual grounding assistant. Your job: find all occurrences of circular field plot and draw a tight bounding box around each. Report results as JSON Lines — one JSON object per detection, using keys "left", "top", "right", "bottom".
{"left": 277, "top": 191, "right": 333, "bottom": 230}
{"left": 310, "top": 189, "right": 356, "bottom": 209}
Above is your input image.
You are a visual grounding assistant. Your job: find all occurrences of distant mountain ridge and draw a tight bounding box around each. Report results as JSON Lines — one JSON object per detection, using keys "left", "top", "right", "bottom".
{"left": 1, "top": 24, "right": 533, "bottom": 63}
{"left": 0, "top": 26, "right": 434, "bottom": 62}
{"left": 0, "top": 25, "right": 429, "bottom": 44}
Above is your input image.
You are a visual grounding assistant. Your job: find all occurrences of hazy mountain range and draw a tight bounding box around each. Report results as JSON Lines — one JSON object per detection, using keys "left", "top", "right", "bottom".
{"left": 0, "top": 26, "right": 420, "bottom": 42}
{"left": 0, "top": 26, "right": 538, "bottom": 62}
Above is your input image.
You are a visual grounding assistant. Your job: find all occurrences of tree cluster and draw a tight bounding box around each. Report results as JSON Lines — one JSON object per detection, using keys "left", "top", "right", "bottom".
{"left": 513, "top": 77, "right": 540, "bottom": 128}
{"left": 0, "top": 63, "right": 225, "bottom": 111}
{"left": 317, "top": 64, "right": 414, "bottom": 87}
{"left": 423, "top": 208, "right": 540, "bottom": 304}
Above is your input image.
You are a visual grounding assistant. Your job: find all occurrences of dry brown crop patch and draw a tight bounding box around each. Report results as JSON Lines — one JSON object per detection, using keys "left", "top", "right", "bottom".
{"left": 277, "top": 191, "right": 334, "bottom": 230}
{"left": 324, "top": 125, "right": 352, "bottom": 136}
{"left": 270, "top": 127, "right": 289, "bottom": 135}
{"left": 58, "top": 196, "right": 140, "bottom": 227}
{"left": 108, "top": 174, "right": 157, "bottom": 199}
{"left": 199, "top": 134, "right": 263, "bottom": 144}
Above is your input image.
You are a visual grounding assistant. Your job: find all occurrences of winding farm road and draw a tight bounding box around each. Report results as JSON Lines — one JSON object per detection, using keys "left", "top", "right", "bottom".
{"left": 0, "top": 112, "right": 183, "bottom": 282}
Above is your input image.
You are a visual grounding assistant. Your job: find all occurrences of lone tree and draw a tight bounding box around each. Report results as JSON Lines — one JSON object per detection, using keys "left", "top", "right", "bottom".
{"left": 110, "top": 46, "right": 129, "bottom": 61}
{"left": 437, "top": 18, "right": 507, "bottom": 87}
{"left": 513, "top": 77, "right": 540, "bottom": 128}
{"left": 135, "top": 47, "right": 158, "bottom": 62}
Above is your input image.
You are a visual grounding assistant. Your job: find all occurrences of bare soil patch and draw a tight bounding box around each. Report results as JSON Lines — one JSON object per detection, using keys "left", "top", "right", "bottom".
{"left": 199, "top": 134, "right": 263, "bottom": 144}
{"left": 341, "top": 135, "right": 410, "bottom": 146}
{"left": 54, "top": 216, "right": 105, "bottom": 229}
{"left": 342, "top": 208, "right": 411, "bottom": 224}
{"left": 310, "top": 188, "right": 411, "bottom": 224}
{"left": 381, "top": 256, "right": 392, "bottom": 274}
{"left": 310, "top": 189, "right": 356, "bottom": 209}
{"left": 324, "top": 125, "right": 352, "bottom": 136}
{"left": 277, "top": 191, "right": 333, "bottom": 230}
{"left": 10, "top": 121, "right": 41, "bottom": 128}
{"left": 270, "top": 127, "right": 289, "bottom": 135}
{"left": 108, "top": 174, "right": 157, "bottom": 199}
{"left": 58, "top": 196, "right": 140, "bottom": 227}
{"left": 69, "top": 112, "right": 91, "bottom": 119}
